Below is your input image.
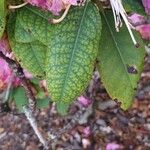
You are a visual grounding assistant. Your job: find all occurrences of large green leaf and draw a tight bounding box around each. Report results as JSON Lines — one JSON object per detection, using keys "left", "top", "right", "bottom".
{"left": 0, "top": 0, "right": 6, "bottom": 38}
{"left": 98, "top": 11, "right": 145, "bottom": 109}
{"left": 8, "top": 2, "right": 101, "bottom": 114}
{"left": 46, "top": 2, "right": 101, "bottom": 113}
{"left": 7, "top": 11, "right": 46, "bottom": 77}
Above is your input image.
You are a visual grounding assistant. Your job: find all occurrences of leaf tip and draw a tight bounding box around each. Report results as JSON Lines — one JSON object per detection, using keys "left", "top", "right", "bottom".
{"left": 56, "top": 102, "right": 70, "bottom": 116}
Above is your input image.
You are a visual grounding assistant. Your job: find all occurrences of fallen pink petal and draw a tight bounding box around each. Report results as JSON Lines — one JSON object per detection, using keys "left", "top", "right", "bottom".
{"left": 77, "top": 96, "right": 92, "bottom": 107}
{"left": 106, "top": 143, "right": 120, "bottom": 150}
{"left": 82, "top": 126, "right": 91, "bottom": 137}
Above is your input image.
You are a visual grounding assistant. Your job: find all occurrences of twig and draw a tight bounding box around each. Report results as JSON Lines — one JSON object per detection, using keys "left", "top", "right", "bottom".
{"left": 48, "top": 105, "right": 86, "bottom": 142}
{"left": 23, "top": 106, "right": 49, "bottom": 149}
{"left": 0, "top": 51, "right": 36, "bottom": 111}
{"left": 0, "top": 51, "right": 49, "bottom": 148}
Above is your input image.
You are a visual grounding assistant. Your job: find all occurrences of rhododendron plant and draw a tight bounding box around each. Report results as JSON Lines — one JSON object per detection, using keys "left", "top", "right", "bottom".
{"left": 0, "top": 0, "right": 149, "bottom": 115}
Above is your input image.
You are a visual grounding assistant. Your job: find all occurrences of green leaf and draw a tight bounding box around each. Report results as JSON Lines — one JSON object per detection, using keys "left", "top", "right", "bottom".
{"left": 46, "top": 2, "right": 102, "bottom": 113}
{"left": 16, "top": 6, "right": 53, "bottom": 46}
{"left": 122, "top": 0, "right": 147, "bottom": 16}
{"left": 36, "top": 97, "right": 50, "bottom": 109}
{"left": 15, "top": 19, "right": 35, "bottom": 43}
{"left": 0, "top": 0, "right": 6, "bottom": 38}
{"left": 13, "top": 87, "right": 28, "bottom": 111}
{"left": 7, "top": 6, "right": 55, "bottom": 77}
{"left": 98, "top": 11, "right": 145, "bottom": 109}
{"left": 7, "top": 12, "right": 46, "bottom": 77}
{"left": 7, "top": 2, "right": 101, "bottom": 114}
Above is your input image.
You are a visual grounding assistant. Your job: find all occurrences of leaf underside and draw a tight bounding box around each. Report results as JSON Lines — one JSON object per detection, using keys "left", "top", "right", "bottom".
{"left": 7, "top": 7, "right": 47, "bottom": 77}
{"left": 98, "top": 11, "right": 145, "bottom": 109}
{"left": 8, "top": 2, "right": 102, "bottom": 114}
{"left": 46, "top": 2, "right": 101, "bottom": 110}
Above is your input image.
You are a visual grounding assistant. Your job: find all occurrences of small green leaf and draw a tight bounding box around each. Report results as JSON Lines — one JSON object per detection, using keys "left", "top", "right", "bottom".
{"left": 13, "top": 87, "right": 28, "bottom": 111}
{"left": 122, "top": 0, "right": 147, "bottom": 16}
{"left": 56, "top": 102, "right": 70, "bottom": 116}
{"left": 36, "top": 97, "right": 50, "bottom": 109}
{"left": 46, "top": 2, "right": 102, "bottom": 114}
{"left": 0, "top": 0, "right": 6, "bottom": 38}
{"left": 98, "top": 11, "right": 145, "bottom": 109}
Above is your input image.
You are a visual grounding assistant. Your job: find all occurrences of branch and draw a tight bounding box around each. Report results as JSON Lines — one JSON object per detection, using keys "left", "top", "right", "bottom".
{"left": 0, "top": 51, "right": 36, "bottom": 111}
{"left": 23, "top": 106, "right": 49, "bottom": 149}
{"left": 0, "top": 51, "right": 49, "bottom": 149}
{"left": 48, "top": 104, "right": 86, "bottom": 143}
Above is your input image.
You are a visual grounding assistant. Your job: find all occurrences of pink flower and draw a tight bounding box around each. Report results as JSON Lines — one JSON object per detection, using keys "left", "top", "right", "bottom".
{"left": 25, "top": 0, "right": 81, "bottom": 15}
{"left": 0, "top": 38, "right": 20, "bottom": 90}
{"left": 0, "top": 58, "right": 12, "bottom": 90}
{"left": 46, "top": 0, "right": 64, "bottom": 15}
{"left": 77, "top": 96, "right": 92, "bottom": 107}
{"left": 0, "top": 36, "right": 11, "bottom": 54}
{"left": 26, "top": 0, "right": 46, "bottom": 7}
{"left": 63, "top": 0, "right": 78, "bottom": 5}
{"left": 142, "top": 0, "right": 150, "bottom": 14}
{"left": 136, "top": 24, "right": 150, "bottom": 40}
{"left": 128, "top": 14, "right": 145, "bottom": 26}
{"left": 0, "top": 58, "right": 20, "bottom": 90}
{"left": 128, "top": 13, "right": 150, "bottom": 40}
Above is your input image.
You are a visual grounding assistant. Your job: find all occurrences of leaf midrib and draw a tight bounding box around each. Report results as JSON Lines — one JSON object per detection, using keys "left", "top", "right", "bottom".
{"left": 60, "top": 3, "right": 89, "bottom": 99}
{"left": 102, "top": 12, "right": 134, "bottom": 89}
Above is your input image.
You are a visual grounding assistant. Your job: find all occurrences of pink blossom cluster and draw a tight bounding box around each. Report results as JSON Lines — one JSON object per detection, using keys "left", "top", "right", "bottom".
{"left": 136, "top": 24, "right": 150, "bottom": 40}
{"left": 25, "top": 0, "right": 81, "bottom": 15}
{"left": 142, "top": 0, "right": 150, "bottom": 14}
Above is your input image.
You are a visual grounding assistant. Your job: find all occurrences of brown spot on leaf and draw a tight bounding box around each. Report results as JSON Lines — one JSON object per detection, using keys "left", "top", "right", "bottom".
{"left": 127, "top": 65, "right": 138, "bottom": 74}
